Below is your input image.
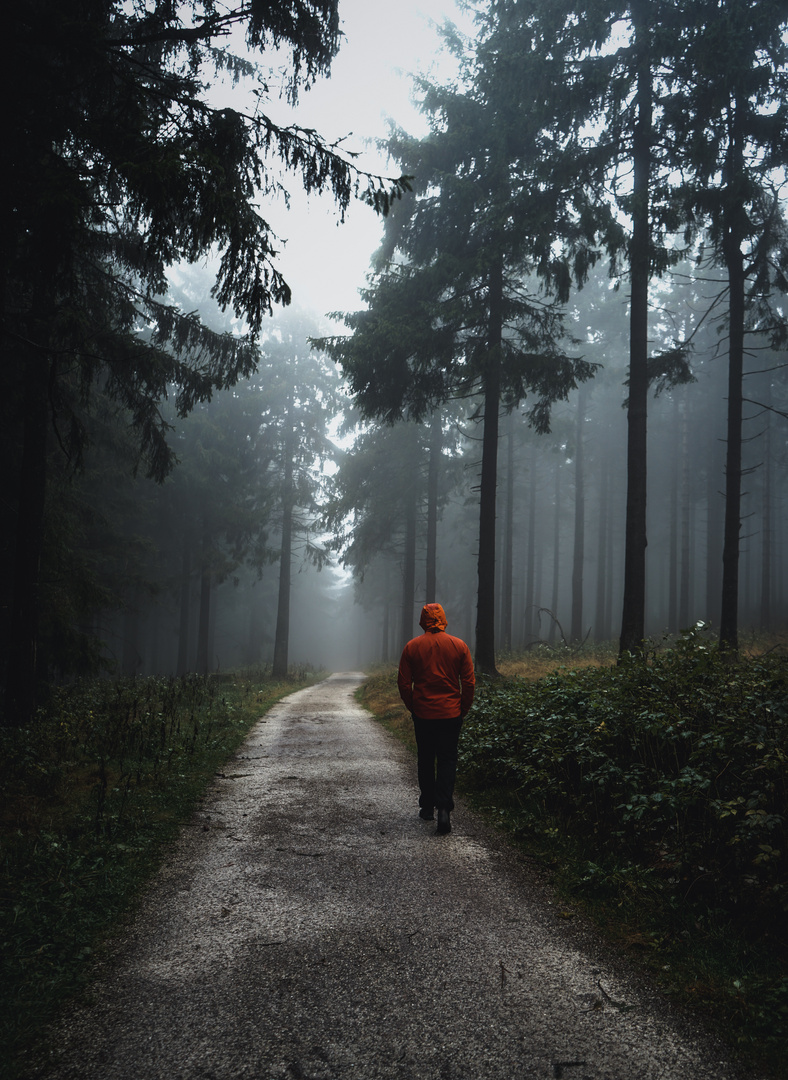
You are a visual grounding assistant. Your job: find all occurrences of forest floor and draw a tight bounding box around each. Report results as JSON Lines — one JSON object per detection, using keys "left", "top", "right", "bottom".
{"left": 20, "top": 672, "right": 754, "bottom": 1080}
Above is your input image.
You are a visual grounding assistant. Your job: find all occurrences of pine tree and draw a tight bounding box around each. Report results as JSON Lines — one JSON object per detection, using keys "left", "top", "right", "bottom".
{"left": 2, "top": 0, "right": 409, "bottom": 721}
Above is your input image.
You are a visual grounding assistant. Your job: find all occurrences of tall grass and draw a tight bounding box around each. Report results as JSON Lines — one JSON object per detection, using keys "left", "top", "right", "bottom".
{"left": 0, "top": 668, "right": 317, "bottom": 1078}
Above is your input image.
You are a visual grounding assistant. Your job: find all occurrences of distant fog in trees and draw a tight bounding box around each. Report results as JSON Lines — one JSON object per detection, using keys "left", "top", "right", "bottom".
{"left": 3, "top": 0, "right": 787, "bottom": 705}
{"left": 84, "top": 253, "right": 787, "bottom": 677}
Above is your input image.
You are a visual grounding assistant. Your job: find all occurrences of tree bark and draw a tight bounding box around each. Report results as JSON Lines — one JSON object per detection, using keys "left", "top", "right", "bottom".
{"left": 548, "top": 454, "right": 561, "bottom": 645}
{"left": 501, "top": 414, "right": 514, "bottom": 652}
{"left": 475, "top": 255, "right": 503, "bottom": 676}
{"left": 679, "top": 401, "right": 691, "bottom": 629}
{"left": 595, "top": 431, "right": 610, "bottom": 643}
{"left": 619, "top": 0, "right": 652, "bottom": 657}
{"left": 176, "top": 534, "right": 191, "bottom": 676}
{"left": 570, "top": 384, "right": 586, "bottom": 643}
{"left": 400, "top": 481, "right": 418, "bottom": 651}
{"left": 425, "top": 411, "right": 441, "bottom": 604}
{"left": 196, "top": 521, "right": 212, "bottom": 675}
{"left": 272, "top": 427, "right": 295, "bottom": 679}
{"left": 524, "top": 451, "right": 537, "bottom": 642}
{"left": 719, "top": 102, "right": 746, "bottom": 656}
{"left": 760, "top": 385, "right": 772, "bottom": 631}
{"left": 668, "top": 397, "right": 679, "bottom": 633}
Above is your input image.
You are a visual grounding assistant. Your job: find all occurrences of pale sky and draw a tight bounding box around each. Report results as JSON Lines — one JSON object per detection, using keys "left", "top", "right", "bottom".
{"left": 258, "top": 0, "right": 468, "bottom": 320}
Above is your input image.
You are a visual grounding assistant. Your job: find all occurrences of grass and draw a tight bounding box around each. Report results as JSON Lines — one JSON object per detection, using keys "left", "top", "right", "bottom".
{"left": 0, "top": 666, "right": 320, "bottom": 1079}
{"left": 358, "top": 635, "right": 788, "bottom": 1079}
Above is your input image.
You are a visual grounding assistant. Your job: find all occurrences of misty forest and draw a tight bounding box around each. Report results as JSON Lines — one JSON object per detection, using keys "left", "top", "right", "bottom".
{"left": 3, "top": 0, "right": 788, "bottom": 713}
{"left": 4, "top": 1, "right": 788, "bottom": 1072}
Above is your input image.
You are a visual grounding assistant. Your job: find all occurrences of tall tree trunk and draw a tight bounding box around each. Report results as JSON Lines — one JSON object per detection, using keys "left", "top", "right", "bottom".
{"left": 272, "top": 500, "right": 293, "bottom": 679}
{"left": 5, "top": 350, "right": 50, "bottom": 724}
{"left": 619, "top": 0, "right": 652, "bottom": 657}
{"left": 425, "top": 411, "right": 441, "bottom": 604}
{"left": 400, "top": 482, "right": 418, "bottom": 650}
{"left": 548, "top": 454, "right": 561, "bottom": 645}
{"left": 679, "top": 401, "right": 691, "bottom": 628}
{"left": 524, "top": 452, "right": 537, "bottom": 642}
{"left": 719, "top": 103, "right": 746, "bottom": 655}
{"left": 381, "top": 559, "right": 393, "bottom": 663}
{"left": 668, "top": 398, "right": 679, "bottom": 633}
{"left": 272, "top": 427, "right": 295, "bottom": 679}
{"left": 705, "top": 432, "right": 724, "bottom": 628}
{"left": 196, "top": 522, "right": 212, "bottom": 675}
{"left": 595, "top": 435, "right": 609, "bottom": 643}
{"left": 475, "top": 255, "right": 503, "bottom": 676}
{"left": 570, "top": 384, "right": 587, "bottom": 643}
{"left": 247, "top": 591, "right": 264, "bottom": 667}
{"left": 501, "top": 414, "right": 515, "bottom": 652}
{"left": 176, "top": 533, "right": 191, "bottom": 676}
{"left": 760, "top": 387, "right": 772, "bottom": 631}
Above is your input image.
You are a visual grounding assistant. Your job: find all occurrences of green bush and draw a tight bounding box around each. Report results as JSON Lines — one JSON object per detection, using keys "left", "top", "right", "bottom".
{"left": 461, "top": 627, "right": 788, "bottom": 922}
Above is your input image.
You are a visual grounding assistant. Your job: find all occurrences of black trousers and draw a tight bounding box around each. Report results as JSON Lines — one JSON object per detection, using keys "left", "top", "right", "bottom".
{"left": 412, "top": 715, "right": 463, "bottom": 811}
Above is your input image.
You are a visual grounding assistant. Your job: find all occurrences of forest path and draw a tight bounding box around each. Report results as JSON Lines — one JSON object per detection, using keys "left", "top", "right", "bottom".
{"left": 28, "top": 672, "right": 747, "bottom": 1080}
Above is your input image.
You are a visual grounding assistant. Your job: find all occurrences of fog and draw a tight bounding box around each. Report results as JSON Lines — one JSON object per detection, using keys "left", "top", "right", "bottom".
{"left": 6, "top": 1, "right": 786, "bottom": 691}
{"left": 92, "top": 2, "right": 788, "bottom": 675}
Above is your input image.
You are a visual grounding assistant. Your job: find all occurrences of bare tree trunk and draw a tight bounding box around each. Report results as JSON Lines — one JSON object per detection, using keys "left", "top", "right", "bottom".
{"left": 619, "top": 0, "right": 651, "bottom": 656}
{"left": 176, "top": 534, "right": 191, "bottom": 676}
{"left": 475, "top": 255, "right": 503, "bottom": 676}
{"left": 196, "top": 522, "right": 212, "bottom": 676}
{"left": 273, "top": 381, "right": 296, "bottom": 679}
{"left": 381, "top": 581, "right": 391, "bottom": 664}
{"left": 501, "top": 415, "right": 514, "bottom": 652}
{"left": 272, "top": 455, "right": 294, "bottom": 678}
{"left": 760, "top": 388, "right": 772, "bottom": 631}
{"left": 706, "top": 435, "right": 724, "bottom": 628}
{"left": 679, "top": 401, "right": 691, "bottom": 628}
{"left": 719, "top": 102, "right": 746, "bottom": 656}
{"left": 571, "top": 384, "right": 587, "bottom": 643}
{"left": 595, "top": 434, "right": 609, "bottom": 643}
{"left": 400, "top": 485, "right": 418, "bottom": 651}
{"left": 425, "top": 412, "right": 441, "bottom": 604}
{"left": 524, "top": 452, "right": 537, "bottom": 642}
{"left": 668, "top": 398, "right": 679, "bottom": 633}
{"left": 548, "top": 455, "right": 561, "bottom": 645}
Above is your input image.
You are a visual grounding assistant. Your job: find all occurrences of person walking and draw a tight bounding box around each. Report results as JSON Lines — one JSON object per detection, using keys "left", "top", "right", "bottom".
{"left": 397, "top": 603, "right": 475, "bottom": 835}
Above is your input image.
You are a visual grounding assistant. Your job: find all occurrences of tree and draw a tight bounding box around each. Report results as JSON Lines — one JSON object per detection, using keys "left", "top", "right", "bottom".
{"left": 663, "top": 0, "right": 788, "bottom": 653}
{"left": 262, "top": 313, "right": 341, "bottom": 678}
{"left": 3, "top": 0, "right": 408, "bottom": 722}
{"left": 323, "top": 7, "right": 602, "bottom": 673}
{"left": 323, "top": 419, "right": 431, "bottom": 651}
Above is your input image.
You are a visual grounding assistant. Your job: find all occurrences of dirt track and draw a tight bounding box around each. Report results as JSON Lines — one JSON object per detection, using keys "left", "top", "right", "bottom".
{"left": 26, "top": 672, "right": 751, "bottom": 1080}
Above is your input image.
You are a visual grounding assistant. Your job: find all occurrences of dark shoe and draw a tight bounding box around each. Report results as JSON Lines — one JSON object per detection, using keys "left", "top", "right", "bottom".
{"left": 419, "top": 807, "right": 434, "bottom": 821}
{"left": 436, "top": 808, "right": 451, "bottom": 835}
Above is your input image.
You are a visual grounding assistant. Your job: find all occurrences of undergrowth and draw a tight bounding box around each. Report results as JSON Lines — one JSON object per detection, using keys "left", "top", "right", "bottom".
{"left": 0, "top": 666, "right": 318, "bottom": 1079}
{"left": 360, "top": 630, "right": 788, "bottom": 1077}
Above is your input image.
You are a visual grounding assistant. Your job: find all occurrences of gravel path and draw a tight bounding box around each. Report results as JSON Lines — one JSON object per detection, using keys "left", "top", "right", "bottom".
{"left": 28, "top": 672, "right": 751, "bottom": 1080}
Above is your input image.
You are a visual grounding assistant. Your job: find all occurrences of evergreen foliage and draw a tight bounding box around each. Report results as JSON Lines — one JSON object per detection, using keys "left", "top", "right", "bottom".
{"left": 0, "top": 670, "right": 316, "bottom": 1076}
{"left": 2, "top": 0, "right": 409, "bottom": 723}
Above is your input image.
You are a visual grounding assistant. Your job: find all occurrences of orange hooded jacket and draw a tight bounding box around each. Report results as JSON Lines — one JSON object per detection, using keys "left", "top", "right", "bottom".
{"left": 397, "top": 604, "right": 475, "bottom": 719}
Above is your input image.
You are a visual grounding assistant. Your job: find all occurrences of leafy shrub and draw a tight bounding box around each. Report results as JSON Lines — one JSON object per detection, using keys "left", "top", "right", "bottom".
{"left": 460, "top": 628, "right": 788, "bottom": 923}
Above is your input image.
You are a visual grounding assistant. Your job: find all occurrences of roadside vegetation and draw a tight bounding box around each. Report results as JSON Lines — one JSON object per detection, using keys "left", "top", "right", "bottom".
{"left": 359, "top": 629, "right": 788, "bottom": 1078}
{"left": 0, "top": 667, "right": 318, "bottom": 1079}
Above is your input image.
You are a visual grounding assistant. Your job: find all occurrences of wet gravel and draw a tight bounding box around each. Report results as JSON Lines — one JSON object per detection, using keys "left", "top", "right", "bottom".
{"left": 26, "top": 672, "right": 753, "bottom": 1080}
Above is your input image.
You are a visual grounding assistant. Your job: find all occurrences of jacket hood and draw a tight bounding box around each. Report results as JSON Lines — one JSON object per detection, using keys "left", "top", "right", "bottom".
{"left": 419, "top": 603, "right": 448, "bottom": 633}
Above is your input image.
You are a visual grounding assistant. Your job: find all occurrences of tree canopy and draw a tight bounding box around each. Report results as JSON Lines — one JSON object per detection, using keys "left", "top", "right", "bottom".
{"left": 2, "top": 0, "right": 409, "bottom": 723}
